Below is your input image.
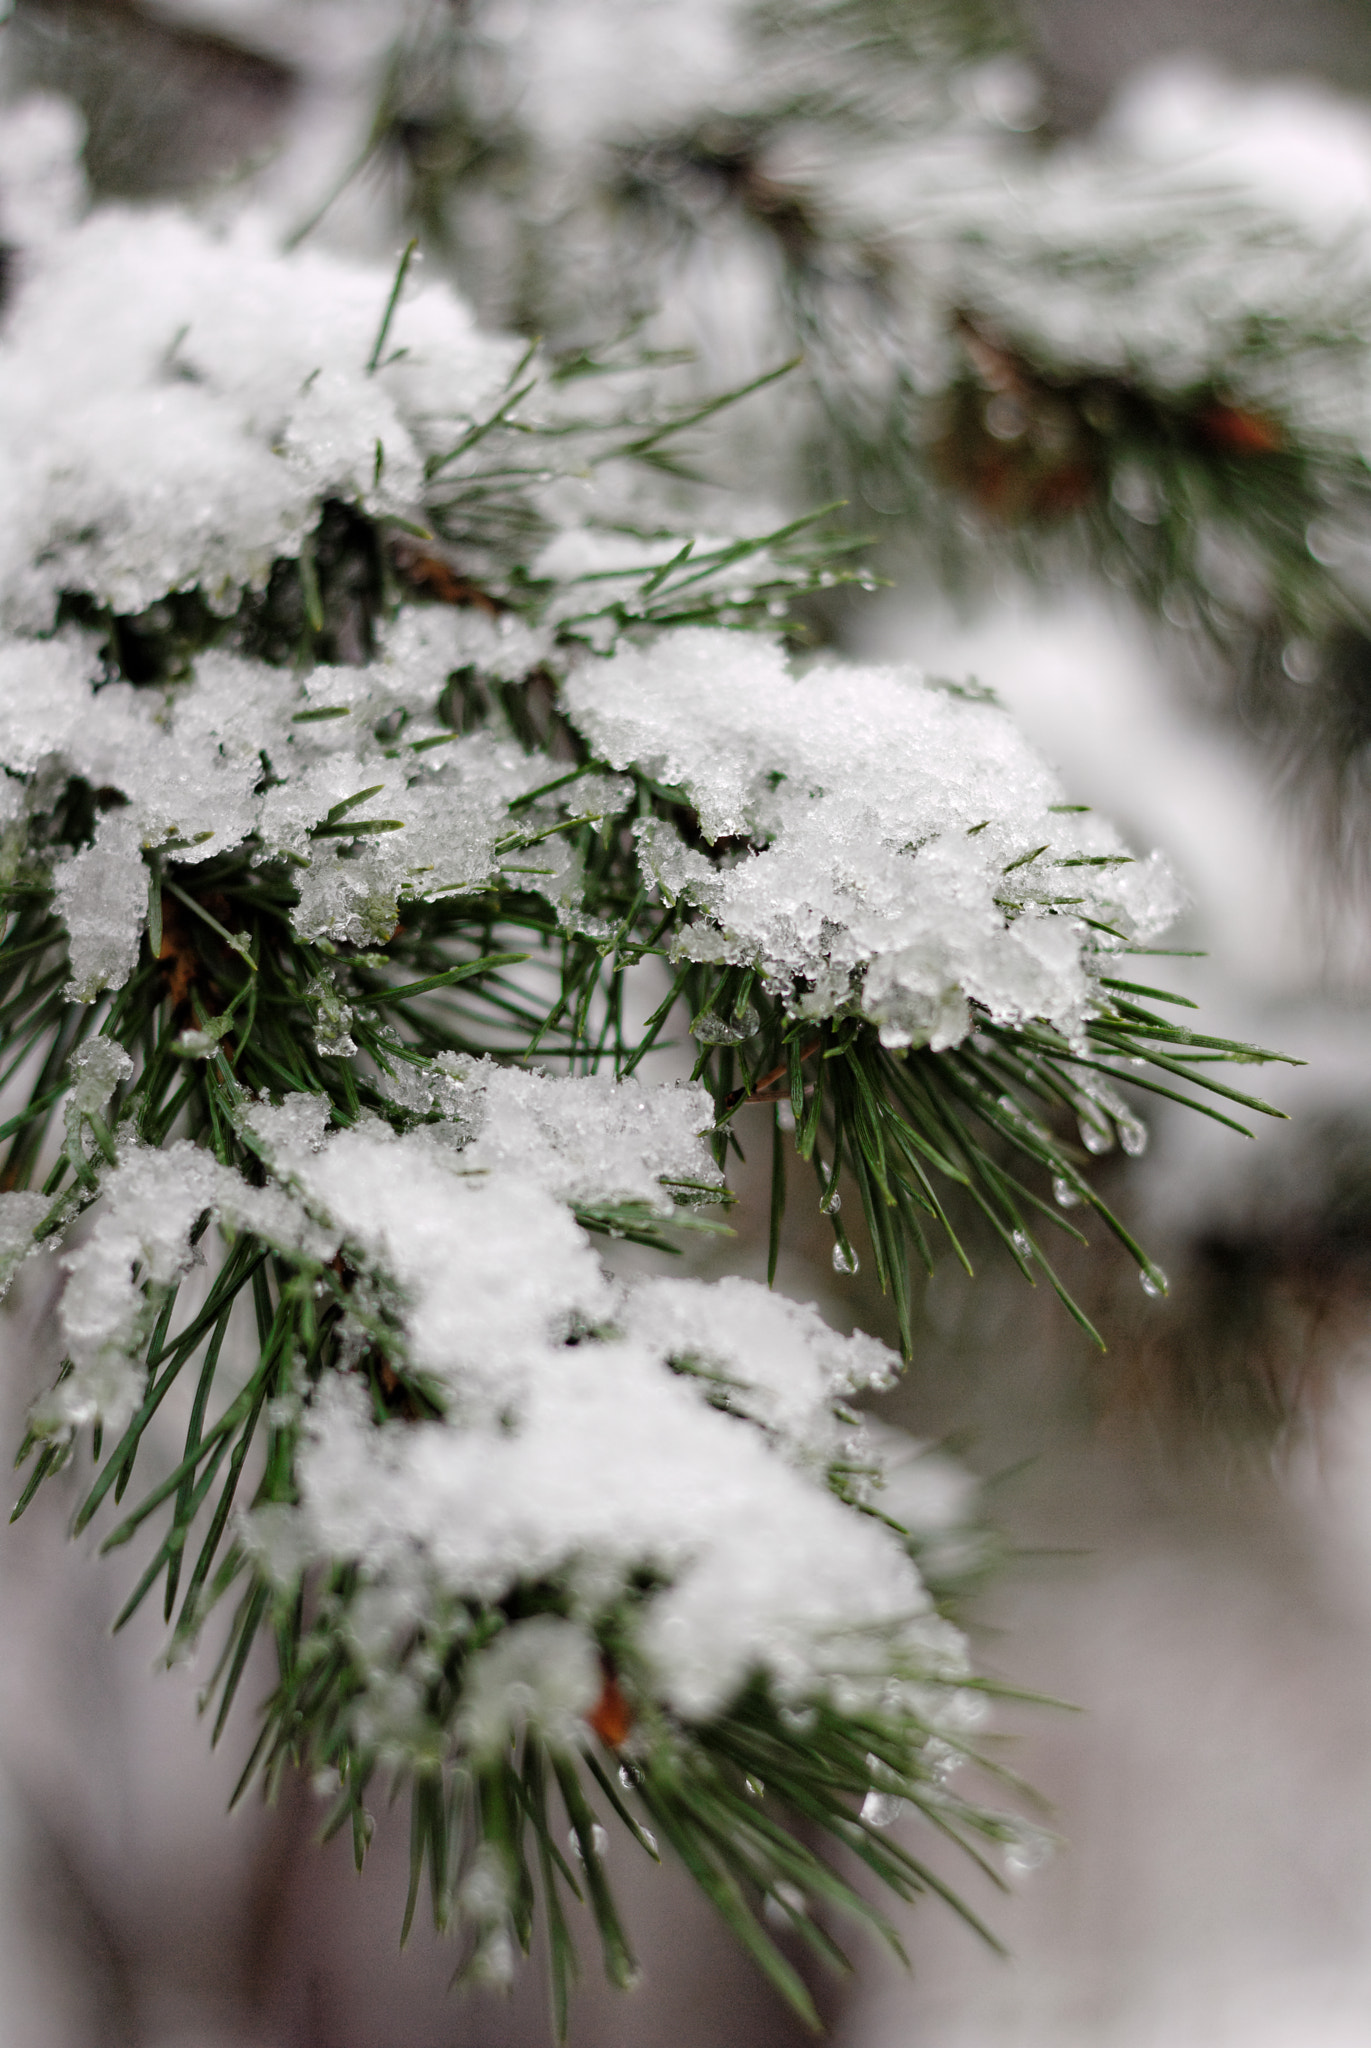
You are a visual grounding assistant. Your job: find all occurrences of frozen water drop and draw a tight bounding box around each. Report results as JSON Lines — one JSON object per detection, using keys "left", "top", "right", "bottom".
{"left": 776, "top": 1101, "right": 796, "bottom": 1132}
{"left": 1140, "top": 1265, "right": 1168, "bottom": 1299}
{"left": 569, "top": 1823, "right": 610, "bottom": 1863}
{"left": 926, "top": 1738, "right": 964, "bottom": 1784}
{"left": 821, "top": 1189, "right": 841, "bottom": 1215}
{"left": 832, "top": 1242, "right": 859, "bottom": 1276}
{"left": 1112, "top": 463, "right": 1162, "bottom": 524}
{"left": 1011, "top": 1229, "right": 1032, "bottom": 1260}
{"left": 1004, "top": 1827, "right": 1054, "bottom": 1876}
{"left": 1118, "top": 1113, "right": 1148, "bottom": 1157}
{"left": 985, "top": 393, "right": 1028, "bottom": 441}
{"left": 861, "top": 1790, "right": 904, "bottom": 1828}
{"left": 692, "top": 1003, "right": 758, "bottom": 1045}
{"left": 1052, "top": 1176, "right": 1081, "bottom": 1209}
{"left": 763, "top": 1882, "right": 809, "bottom": 1927}
{"left": 1078, "top": 1117, "right": 1113, "bottom": 1155}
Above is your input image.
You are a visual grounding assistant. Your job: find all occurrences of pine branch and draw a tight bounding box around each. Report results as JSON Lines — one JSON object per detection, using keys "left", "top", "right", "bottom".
{"left": 0, "top": 161, "right": 1298, "bottom": 2035}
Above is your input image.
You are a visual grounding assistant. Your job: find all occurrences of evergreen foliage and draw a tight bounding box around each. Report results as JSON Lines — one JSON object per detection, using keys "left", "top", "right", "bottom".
{"left": 0, "top": 9, "right": 1319, "bottom": 2033}
{"left": 322, "top": 0, "right": 1371, "bottom": 688}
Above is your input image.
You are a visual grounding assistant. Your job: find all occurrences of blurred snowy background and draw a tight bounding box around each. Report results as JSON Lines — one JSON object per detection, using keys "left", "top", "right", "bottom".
{"left": 9, "top": 1, "right": 1371, "bottom": 2044}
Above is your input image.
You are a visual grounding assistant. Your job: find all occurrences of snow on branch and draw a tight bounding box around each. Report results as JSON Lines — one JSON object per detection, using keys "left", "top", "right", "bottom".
{"left": 0, "top": 89, "right": 1288, "bottom": 2023}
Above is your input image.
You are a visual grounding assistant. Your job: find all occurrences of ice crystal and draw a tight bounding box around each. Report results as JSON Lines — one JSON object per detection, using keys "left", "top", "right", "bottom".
{"left": 55, "top": 812, "right": 155, "bottom": 1003}
{"left": 64, "top": 1037, "right": 134, "bottom": 1171}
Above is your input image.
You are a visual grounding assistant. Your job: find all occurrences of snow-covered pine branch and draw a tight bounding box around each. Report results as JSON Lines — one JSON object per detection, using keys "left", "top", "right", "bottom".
{"left": 196, "top": 0, "right": 1371, "bottom": 670}
{"left": 0, "top": 94, "right": 1283, "bottom": 2026}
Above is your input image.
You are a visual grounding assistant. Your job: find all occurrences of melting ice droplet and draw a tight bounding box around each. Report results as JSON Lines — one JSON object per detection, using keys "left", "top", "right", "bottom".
{"left": 861, "top": 1789, "right": 904, "bottom": 1828}
{"left": 832, "top": 1242, "right": 859, "bottom": 1275}
{"left": 1004, "top": 1825, "right": 1054, "bottom": 1876}
{"left": 1118, "top": 1113, "right": 1148, "bottom": 1157}
{"left": 692, "top": 1005, "right": 759, "bottom": 1045}
{"left": 569, "top": 1823, "right": 610, "bottom": 1863}
{"left": 1052, "top": 1176, "right": 1081, "bottom": 1209}
{"left": 1139, "top": 1264, "right": 1168, "bottom": 1298}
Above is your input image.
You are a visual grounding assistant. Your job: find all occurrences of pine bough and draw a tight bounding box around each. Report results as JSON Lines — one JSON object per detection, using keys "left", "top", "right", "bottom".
{"left": 0, "top": 137, "right": 1292, "bottom": 2029}
{"left": 308, "top": 0, "right": 1371, "bottom": 660}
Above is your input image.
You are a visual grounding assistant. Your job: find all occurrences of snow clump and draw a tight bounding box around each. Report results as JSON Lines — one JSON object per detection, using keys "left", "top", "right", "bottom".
{"left": 0, "top": 205, "right": 520, "bottom": 624}
{"left": 37, "top": 1068, "right": 971, "bottom": 1728}
{"left": 0, "top": 625, "right": 623, "bottom": 995}
{"left": 258, "top": 1101, "right": 963, "bottom": 1723}
{"left": 565, "top": 627, "right": 1183, "bottom": 1050}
